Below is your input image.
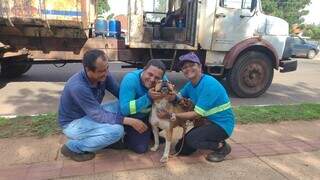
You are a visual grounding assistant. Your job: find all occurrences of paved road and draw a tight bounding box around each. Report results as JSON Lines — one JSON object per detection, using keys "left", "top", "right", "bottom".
{"left": 0, "top": 58, "right": 319, "bottom": 116}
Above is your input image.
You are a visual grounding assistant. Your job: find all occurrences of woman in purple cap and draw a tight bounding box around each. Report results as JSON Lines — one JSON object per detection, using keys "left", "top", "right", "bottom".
{"left": 157, "top": 52, "right": 235, "bottom": 162}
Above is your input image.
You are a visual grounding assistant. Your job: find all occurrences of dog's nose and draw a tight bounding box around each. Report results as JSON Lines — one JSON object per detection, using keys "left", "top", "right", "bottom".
{"left": 161, "top": 81, "right": 168, "bottom": 87}
{"left": 161, "top": 87, "right": 169, "bottom": 94}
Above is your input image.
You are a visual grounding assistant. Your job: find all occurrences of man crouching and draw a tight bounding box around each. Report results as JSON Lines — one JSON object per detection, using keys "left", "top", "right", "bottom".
{"left": 58, "top": 49, "right": 143, "bottom": 162}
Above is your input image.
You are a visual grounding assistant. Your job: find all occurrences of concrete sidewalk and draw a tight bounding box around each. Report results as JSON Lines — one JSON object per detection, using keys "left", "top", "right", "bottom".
{"left": 58, "top": 151, "right": 320, "bottom": 180}
{"left": 0, "top": 120, "right": 319, "bottom": 180}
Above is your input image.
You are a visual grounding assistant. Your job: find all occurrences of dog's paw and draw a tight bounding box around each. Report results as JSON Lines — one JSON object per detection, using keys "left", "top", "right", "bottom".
{"left": 160, "top": 156, "right": 169, "bottom": 163}
{"left": 150, "top": 146, "right": 159, "bottom": 152}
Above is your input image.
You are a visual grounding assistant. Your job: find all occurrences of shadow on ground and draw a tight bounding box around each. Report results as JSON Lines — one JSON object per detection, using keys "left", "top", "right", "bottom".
{"left": 3, "top": 84, "right": 64, "bottom": 115}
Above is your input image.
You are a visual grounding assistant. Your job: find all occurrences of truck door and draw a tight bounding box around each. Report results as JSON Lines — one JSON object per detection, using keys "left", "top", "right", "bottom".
{"left": 128, "top": 0, "right": 198, "bottom": 46}
{"left": 212, "top": 0, "right": 260, "bottom": 50}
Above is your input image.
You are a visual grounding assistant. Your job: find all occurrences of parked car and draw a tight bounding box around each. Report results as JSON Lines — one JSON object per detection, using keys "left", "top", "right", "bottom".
{"left": 290, "top": 36, "right": 319, "bottom": 59}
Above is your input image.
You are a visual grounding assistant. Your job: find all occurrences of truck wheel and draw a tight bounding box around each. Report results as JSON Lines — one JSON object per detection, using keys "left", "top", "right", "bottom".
{"left": 307, "top": 49, "right": 316, "bottom": 59}
{"left": 226, "top": 51, "right": 274, "bottom": 98}
{"left": 0, "top": 62, "right": 32, "bottom": 78}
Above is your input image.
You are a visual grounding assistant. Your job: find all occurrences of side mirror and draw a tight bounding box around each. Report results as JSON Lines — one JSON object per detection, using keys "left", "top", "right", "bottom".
{"left": 250, "top": 0, "right": 257, "bottom": 12}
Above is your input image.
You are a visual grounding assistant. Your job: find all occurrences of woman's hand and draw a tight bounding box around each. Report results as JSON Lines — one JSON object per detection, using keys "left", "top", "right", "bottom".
{"left": 156, "top": 109, "right": 171, "bottom": 119}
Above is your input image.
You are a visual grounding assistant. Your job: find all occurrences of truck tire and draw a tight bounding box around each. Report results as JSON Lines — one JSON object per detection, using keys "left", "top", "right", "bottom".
{"left": 307, "top": 49, "right": 316, "bottom": 59}
{"left": 226, "top": 51, "right": 274, "bottom": 98}
{"left": 0, "top": 62, "right": 32, "bottom": 78}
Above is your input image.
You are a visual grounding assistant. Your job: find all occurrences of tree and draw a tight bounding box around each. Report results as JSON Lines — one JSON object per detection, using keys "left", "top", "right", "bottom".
{"left": 154, "top": 0, "right": 168, "bottom": 12}
{"left": 96, "top": 0, "right": 110, "bottom": 15}
{"left": 261, "top": 0, "right": 311, "bottom": 26}
{"left": 303, "top": 24, "right": 320, "bottom": 40}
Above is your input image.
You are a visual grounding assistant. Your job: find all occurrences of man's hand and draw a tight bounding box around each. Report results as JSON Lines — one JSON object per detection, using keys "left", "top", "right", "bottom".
{"left": 148, "top": 88, "right": 164, "bottom": 101}
{"left": 123, "top": 117, "right": 148, "bottom": 134}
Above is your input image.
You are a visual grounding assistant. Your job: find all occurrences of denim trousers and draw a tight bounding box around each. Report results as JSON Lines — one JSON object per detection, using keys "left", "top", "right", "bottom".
{"left": 62, "top": 101, "right": 124, "bottom": 153}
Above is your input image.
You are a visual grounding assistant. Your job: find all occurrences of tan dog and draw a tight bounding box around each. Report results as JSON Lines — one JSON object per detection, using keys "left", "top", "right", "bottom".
{"left": 149, "top": 80, "right": 201, "bottom": 163}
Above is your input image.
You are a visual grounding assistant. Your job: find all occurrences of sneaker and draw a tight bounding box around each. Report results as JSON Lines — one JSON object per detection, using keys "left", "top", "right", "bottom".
{"left": 61, "top": 144, "right": 95, "bottom": 162}
{"left": 206, "top": 142, "right": 231, "bottom": 162}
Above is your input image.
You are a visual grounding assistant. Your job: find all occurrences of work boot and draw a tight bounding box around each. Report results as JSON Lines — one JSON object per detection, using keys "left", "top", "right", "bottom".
{"left": 206, "top": 142, "right": 231, "bottom": 162}
{"left": 61, "top": 144, "right": 95, "bottom": 162}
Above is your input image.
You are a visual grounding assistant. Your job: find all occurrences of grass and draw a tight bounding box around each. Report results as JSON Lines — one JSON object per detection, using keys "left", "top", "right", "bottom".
{"left": 0, "top": 113, "right": 61, "bottom": 138}
{"left": 234, "top": 103, "right": 320, "bottom": 124}
{"left": 0, "top": 103, "right": 320, "bottom": 138}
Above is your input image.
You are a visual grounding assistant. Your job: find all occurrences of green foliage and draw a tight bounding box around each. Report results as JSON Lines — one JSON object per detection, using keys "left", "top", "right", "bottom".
{"left": 261, "top": 0, "right": 311, "bottom": 26}
{"left": 303, "top": 24, "right": 320, "bottom": 40}
{"left": 0, "top": 117, "right": 8, "bottom": 126}
{"left": 106, "top": 13, "right": 115, "bottom": 20}
{"left": 96, "top": 0, "right": 110, "bottom": 15}
{"left": 155, "top": 0, "right": 168, "bottom": 12}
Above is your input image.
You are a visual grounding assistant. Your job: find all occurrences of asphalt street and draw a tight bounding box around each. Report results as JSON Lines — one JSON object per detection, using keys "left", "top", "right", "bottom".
{"left": 0, "top": 58, "right": 319, "bottom": 116}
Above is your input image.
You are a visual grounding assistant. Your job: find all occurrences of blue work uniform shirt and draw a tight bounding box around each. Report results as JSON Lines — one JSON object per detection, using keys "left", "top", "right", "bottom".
{"left": 179, "top": 74, "right": 235, "bottom": 136}
{"left": 119, "top": 69, "right": 152, "bottom": 120}
{"left": 119, "top": 69, "right": 168, "bottom": 120}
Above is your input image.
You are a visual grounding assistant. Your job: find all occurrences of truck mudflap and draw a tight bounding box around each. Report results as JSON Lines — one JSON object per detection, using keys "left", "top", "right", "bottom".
{"left": 279, "top": 36, "right": 297, "bottom": 73}
{"left": 279, "top": 59, "right": 297, "bottom": 73}
{"left": 279, "top": 37, "right": 298, "bottom": 73}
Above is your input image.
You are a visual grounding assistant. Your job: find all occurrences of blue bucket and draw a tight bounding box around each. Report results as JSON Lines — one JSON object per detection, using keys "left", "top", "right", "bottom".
{"left": 108, "top": 19, "right": 121, "bottom": 38}
{"left": 94, "top": 18, "right": 108, "bottom": 36}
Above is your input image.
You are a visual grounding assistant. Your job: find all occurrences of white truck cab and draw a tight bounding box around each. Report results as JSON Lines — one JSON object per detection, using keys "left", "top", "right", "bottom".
{"left": 124, "top": 0, "right": 297, "bottom": 97}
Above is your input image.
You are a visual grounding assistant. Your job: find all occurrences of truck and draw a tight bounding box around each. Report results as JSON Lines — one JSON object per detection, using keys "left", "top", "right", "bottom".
{"left": 0, "top": 0, "right": 297, "bottom": 98}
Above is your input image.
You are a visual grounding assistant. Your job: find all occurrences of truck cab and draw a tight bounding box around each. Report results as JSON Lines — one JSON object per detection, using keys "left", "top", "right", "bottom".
{"left": 123, "top": 0, "right": 297, "bottom": 97}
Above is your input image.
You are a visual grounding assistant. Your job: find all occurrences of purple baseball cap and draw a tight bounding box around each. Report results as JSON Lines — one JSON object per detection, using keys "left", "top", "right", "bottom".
{"left": 178, "top": 52, "right": 201, "bottom": 68}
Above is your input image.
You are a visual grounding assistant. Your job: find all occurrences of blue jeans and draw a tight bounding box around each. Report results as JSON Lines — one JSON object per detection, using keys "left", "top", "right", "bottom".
{"left": 62, "top": 101, "right": 124, "bottom": 153}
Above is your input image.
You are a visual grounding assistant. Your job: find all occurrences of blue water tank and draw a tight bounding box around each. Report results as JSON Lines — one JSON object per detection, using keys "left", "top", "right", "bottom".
{"left": 95, "top": 17, "right": 108, "bottom": 36}
{"left": 108, "top": 20, "right": 121, "bottom": 38}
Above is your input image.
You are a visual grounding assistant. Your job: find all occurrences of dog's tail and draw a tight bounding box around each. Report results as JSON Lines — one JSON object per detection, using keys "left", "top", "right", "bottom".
{"left": 172, "top": 126, "right": 187, "bottom": 156}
